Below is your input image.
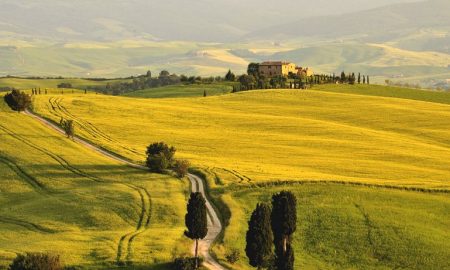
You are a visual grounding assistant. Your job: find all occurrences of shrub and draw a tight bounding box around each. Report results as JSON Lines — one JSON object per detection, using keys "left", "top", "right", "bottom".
{"left": 225, "top": 248, "right": 240, "bottom": 264}
{"left": 4, "top": 89, "right": 31, "bottom": 112}
{"left": 172, "top": 257, "right": 202, "bottom": 270}
{"left": 9, "top": 253, "right": 62, "bottom": 270}
{"left": 174, "top": 159, "right": 190, "bottom": 178}
{"left": 146, "top": 142, "right": 176, "bottom": 172}
{"left": 57, "top": 83, "right": 72, "bottom": 88}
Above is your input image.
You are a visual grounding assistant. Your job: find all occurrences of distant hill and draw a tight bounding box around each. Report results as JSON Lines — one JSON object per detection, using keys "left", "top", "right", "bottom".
{"left": 246, "top": 0, "right": 449, "bottom": 49}
{"left": 0, "top": 0, "right": 421, "bottom": 42}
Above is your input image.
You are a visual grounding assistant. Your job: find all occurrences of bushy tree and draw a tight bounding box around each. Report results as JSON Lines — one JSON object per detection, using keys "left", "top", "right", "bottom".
{"left": 225, "top": 70, "right": 236, "bottom": 81}
{"left": 60, "top": 118, "right": 75, "bottom": 139}
{"left": 239, "top": 75, "right": 256, "bottom": 90}
{"left": 271, "top": 191, "right": 297, "bottom": 270}
{"left": 9, "top": 253, "right": 62, "bottom": 270}
{"left": 146, "top": 142, "right": 176, "bottom": 173}
{"left": 57, "top": 82, "right": 72, "bottom": 88}
{"left": 174, "top": 159, "right": 190, "bottom": 178}
{"left": 4, "top": 89, "right": 31, "bottom": 112}
{"left": 246, "top": 203, "right": 273, "bottom": 269}
{"left": 247, "top": 63, "right": 260, "bottom": 77}
{"left": 184, "top": 192, "right": 208, "bottom": 269}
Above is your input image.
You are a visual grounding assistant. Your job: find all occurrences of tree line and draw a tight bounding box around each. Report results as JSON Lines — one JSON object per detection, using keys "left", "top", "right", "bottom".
{"left": 88, "top": 70, "right": 228, "bottom": 95}
{"left": 224, "top": 64, "right": 370, "bottom": 92}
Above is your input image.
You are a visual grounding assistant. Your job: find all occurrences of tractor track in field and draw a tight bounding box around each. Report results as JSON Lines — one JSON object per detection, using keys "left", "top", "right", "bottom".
{"left": 0, "top": 216, "right": 57, "bottom": 234}
{"left": 24, "top": 109, "right": 227, "bottom": 270}
{"left": 48, "top": 98, "right": 141, "bottom": 156}
{"left": 1, "top": 120, "right": 153, "bottom": 264}
{"left": 0, "top": 154, "right": 49, "bottom": 195}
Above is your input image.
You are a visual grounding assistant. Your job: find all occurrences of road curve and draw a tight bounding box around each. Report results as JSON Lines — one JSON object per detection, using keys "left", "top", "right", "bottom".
{"left": 24, "top": 110, "right": 227, "bottom": 270}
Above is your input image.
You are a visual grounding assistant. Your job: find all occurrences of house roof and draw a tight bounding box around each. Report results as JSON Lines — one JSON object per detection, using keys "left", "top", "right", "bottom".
{"left": 260, "top": 61, "right": 292, "bottom": 66}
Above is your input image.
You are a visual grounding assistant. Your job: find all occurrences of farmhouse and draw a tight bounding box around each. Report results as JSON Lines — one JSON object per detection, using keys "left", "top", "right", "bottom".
{"left": 258, "top": 61, "right": 313, "bottom": 77}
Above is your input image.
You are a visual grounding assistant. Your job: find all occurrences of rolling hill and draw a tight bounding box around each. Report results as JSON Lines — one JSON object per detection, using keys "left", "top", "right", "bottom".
{"left": 0, "top": 93, "right": 190, "bottom": 269}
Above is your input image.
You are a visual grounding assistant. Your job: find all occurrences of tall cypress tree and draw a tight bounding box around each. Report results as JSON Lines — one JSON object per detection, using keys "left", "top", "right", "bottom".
{"left": 367, "top": 75, "right": 370, "bottom": 85}
{"left": 358, "top": 73, "right": 361, "bottom": 84}
{"left": 185, "top": 192, "right": 208, "bottom": 269}
{"left": 271, "top": 191, "right": 297, "bottom": 270}
{"left": 363, "top": 75, "right": 366, "bottom": 84}
{"left": 246, "top": 203, "right": 273, "bottom": 269}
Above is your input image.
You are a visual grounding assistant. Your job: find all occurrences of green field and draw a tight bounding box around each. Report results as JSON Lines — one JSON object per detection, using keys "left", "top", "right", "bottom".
{"left": 33, "top": 84, "right": 450, "bottom": 189}
{"left": 214, "top": 184, "right": 450, "bottom": 270}
{"left": 123, "top": 83, "right": 237, "bottom": 98}
{"left": 0, "top": 77, "right": 131, "bottom": 91}
{"left": 0, "top": 96, "right": 190, "bottom": 269}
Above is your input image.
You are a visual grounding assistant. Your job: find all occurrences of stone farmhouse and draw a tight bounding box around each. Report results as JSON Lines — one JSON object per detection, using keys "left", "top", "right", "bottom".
{"left": 258, "top": 61, "right": 313, "bottom": 77}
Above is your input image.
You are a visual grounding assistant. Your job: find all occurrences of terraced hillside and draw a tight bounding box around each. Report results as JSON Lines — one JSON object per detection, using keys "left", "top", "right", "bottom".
{"left": 0, "top": 97, "right": 190, "bottom": 269}
{"left": 33, "top": 85, "right": 450, "bottom": 189}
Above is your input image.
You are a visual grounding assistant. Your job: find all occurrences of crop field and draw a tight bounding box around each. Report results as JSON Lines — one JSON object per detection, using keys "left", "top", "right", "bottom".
{"left": 214, "top": 184, "right": 450, "bottom": 270}
{"left": 33, "top": 84, "right": 450, "bottom": 189}
{"left": 0, "top": 97, "right": 190, "bottom": 269}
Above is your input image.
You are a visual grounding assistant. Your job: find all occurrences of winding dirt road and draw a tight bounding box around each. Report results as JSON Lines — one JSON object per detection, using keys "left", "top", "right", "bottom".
{"left": 24, "top": 110, "right": 226, "bottom": 270}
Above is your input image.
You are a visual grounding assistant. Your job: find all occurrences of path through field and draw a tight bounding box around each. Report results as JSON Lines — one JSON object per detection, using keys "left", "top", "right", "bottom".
{"left": 24, "top": 110, "right": 226, "bottom": 270}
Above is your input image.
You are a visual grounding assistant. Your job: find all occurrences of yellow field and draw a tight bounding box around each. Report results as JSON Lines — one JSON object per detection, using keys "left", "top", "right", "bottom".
{"left": 33, "top": 86, "right": 450, "bottom": 189}
{"left": 0, "top": 96, "right": 190, "bottom": 269}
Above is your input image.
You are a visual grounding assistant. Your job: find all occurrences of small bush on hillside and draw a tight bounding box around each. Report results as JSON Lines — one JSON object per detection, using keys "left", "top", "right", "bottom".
{"left": 9, "top": 253, "right": 62, "bottom": 270}
{"left": 172, "top": 257, "right": 203, "bottom": 270}
{"left": 60, "top": 118, "right": 75, "bottom": 139}
{"left": 57, "top": 83, "right": 72, "bottom": 88}
{"left": 174, "top": 159, "right": 190, "bottom": 178}
{"left": 146, "top": 142, "right": 176, "bottom": 173}
{"left": 225, "top": 248, "right": 240, "bottom": 264}
{"left": 4, "top": 89, "right": 31, "bottom": 112}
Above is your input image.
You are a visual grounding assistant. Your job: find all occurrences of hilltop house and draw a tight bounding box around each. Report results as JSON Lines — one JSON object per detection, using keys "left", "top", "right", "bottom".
{"left": 258, "top": 61, "right": 313, "bottom": 77}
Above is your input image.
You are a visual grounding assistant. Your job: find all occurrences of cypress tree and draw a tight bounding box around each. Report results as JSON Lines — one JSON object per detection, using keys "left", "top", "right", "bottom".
{"left": 340, "top": 71, "right": 346, "bottom": 83}
{"left": 271, "top": 191, "right": 297, "bottom": 270}
{"left": 185, "top": 192, "right": 208, "bottom": 269}
{"left": 277, "top": 244, "right": 294, "bottom": 270}
{"left": 367, "top": 75, "right": 370, "bottom": 84}
{"left": 358, "top": 73, "right": 361, "bottom": 84}
{"left": 363, "top": 75, "right": 366, "bottom": 84}
{"left": 203, "top": 90, "right": 207, "bottom": 97}
{"left": 246, "top": 203, "right": 273, "bottom": 269}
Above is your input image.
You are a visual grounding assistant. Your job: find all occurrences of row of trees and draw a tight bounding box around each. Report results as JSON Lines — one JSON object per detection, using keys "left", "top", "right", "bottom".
{"left": 246, "top": 191, "right": 297, "bottom": 270}
{"left": 224, "top": 64, "right": 371, "bottom": 92}
{"left": 88, "top": 70, "right": 228, "bottom": 95}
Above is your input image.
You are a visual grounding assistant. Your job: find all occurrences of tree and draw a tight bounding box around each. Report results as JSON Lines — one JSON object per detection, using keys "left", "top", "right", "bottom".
{"left": 246, "top": 203, "right": 273, "bottom": 269}
{"left": 57, "top": 82, "right": 72, "bottom": 88}
{"left": 271, "top": 191, "right": 297, "bottom": 269}
{"left": 146, "top": 70, "right": 152, "bottom": 78}
{"left": 4, "top": 89, "right": 32, "bottom": 112}
{"left": 174, "top": 159, "right": 190, "bottom": 178}
{"left": 159, "top": 70, "right": 170, "bottom": 78}
{"left": 60, "top": 118, "right": 75, "bottom": 139}
{"left": 247, "top": 63, "right": 260, "bottom": 77}
{"left": 358, "top": 73, "right": 361, "bottom": 84}
{"left": 185, "top": 192, "right": 208, "bottom": 269}
{"left": 239, "top": 74, "right": 256, "bottom": 90}
{"left": 203, "top": 90, "right": 207, "bottom": 97}
{"left": 9, "top": 253, "right": 62, "bottom": 270}
{"left": 367, "top": 75, "right": 370, "bottom": 84}
{"left": 340, "top": 71, "right": 346, "bottom": 83}
{"left": 363, "top": 75, "right": 366, "bottom": 84}
{"left": 146, "top": 142, "right": 176, "bottom": 173}
{"left": 276, "top": 244, "right": 294, "bottom": 270}
{"left": 225, "top": 70, "right": 236, "bottom": 81}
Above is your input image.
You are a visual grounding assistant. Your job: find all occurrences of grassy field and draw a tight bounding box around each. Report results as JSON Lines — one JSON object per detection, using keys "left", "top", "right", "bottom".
{"left": 123, "top": 83, "right": 238, "bottom": 98}
{"left": 0, "top": 77, "right": 133, "bottom": 91}
{"left": 33, "top": 84, "right": 450, "bottom": 189}
{"left": 213, "top": 184, "right": 450, "bottom": 270}
{"left": 0, "top": 96, "right": 190, "bottom": 269}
